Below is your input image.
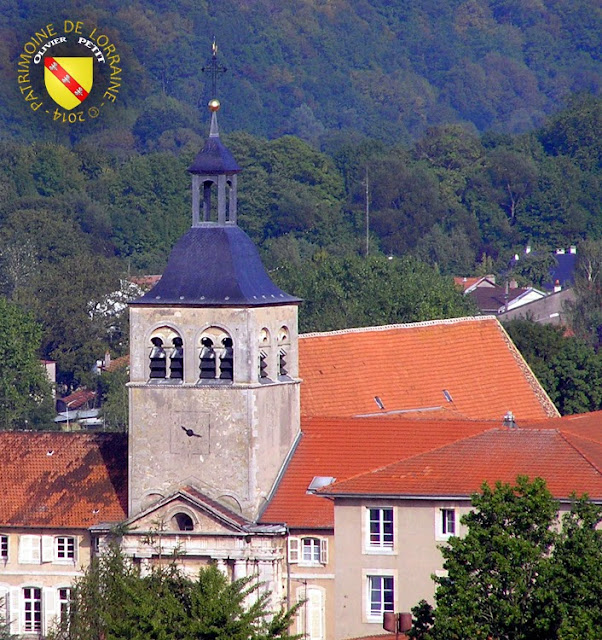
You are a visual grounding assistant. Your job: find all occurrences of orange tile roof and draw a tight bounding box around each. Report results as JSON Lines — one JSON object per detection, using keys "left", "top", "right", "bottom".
{"left": 320, "top": 427, "right": 602, "bottom": 501}
{"left": 260, "top": 416, "right": 500, "bottom": 529}
{"left": 104, "top": 354, "right": 130, "bottom": 373}
{"left": 0, "top": 432, "right": 127, "bottom": 528}
{"left": 58, "top": 389, "right": 97, "bottom": 409}
{"left": 299, "top": 317, "right": 558, "bottom": 422}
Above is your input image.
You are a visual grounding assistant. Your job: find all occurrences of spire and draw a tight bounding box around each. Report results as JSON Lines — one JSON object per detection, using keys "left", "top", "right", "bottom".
{"left": 188, "top": 41, "right": 240, "bottom": 227}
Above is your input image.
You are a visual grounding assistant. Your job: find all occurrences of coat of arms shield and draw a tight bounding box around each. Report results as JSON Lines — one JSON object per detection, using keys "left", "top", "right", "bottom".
{"left": 44, "top": 57, "right": 93, "bottom": 110}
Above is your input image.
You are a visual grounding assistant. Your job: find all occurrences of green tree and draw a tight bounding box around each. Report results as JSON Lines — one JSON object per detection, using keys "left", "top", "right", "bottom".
{"left": 504, "top": 319, "right": 602, "bottom": 415}
{"left": 272, "top": 253, "right": 474, "bottom": 333}
{"left": 53, "top": 545, "right": 299, "bottom": 640}
{"left": 98, "top": 368, "right": 128, "bottom": 432}
{"left": 410, "top": 477, "right": 602, "bottom": 640}
{"left": 568, "top": 239, "right": 602, "bottom": 346}
{"left": 0, "top": 297, "right": 54, "bottom": 429}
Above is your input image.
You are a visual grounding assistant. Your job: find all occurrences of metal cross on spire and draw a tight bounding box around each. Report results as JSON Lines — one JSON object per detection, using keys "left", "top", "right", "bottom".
{"left": 201, "top": 38, "right": 227, "bottom": 100}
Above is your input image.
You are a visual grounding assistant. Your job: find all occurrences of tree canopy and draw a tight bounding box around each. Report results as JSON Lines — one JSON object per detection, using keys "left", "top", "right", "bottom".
{"left": 410, "top": 477, "right": 602, "bottom": 640}
{"left": 0, "top": 297, "right": 54, "bottom": 429}
{"left": 52, "top": 545, "right": 299, "bottom": 640}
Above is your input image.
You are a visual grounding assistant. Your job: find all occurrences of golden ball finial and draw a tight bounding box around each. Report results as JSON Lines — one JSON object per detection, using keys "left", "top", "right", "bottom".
{"left": 208, "top": 99, "right": 221, "bottom": 112}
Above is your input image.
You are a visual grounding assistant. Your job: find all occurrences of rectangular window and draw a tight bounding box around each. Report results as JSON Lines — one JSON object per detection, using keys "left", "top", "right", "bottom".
{"left": 368, "top": 575, "right": 394, "bottom": 618}
{"left": 441, "top": 509, "right": 456, "bottom": 536}
{"left": 23, "top": 587, "right": 42, "bottom": 632}
{"left": 302, "top": 538, "right": 321, "bottom": 564}
{"left": 58, "top": 588, "right": 71, "bottom": 622}
{"left": 0, "top": 535, "right": 7, "bottom": 560}
{"left": 56, "top": 537, "right": 76, "bottom": 561}
{"left": 368, "top": 508, "right": 394, "bottom": 549}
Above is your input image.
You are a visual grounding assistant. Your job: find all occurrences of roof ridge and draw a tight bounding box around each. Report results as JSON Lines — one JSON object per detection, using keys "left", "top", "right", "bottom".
{"left": 321, "top": 427, "right": 501, "bottom": 492}
{"left": 300, "top": 315, "right": 495, "bottom": 340}
{"left": 558, "top": 430, "right": 602, "bottom": 477}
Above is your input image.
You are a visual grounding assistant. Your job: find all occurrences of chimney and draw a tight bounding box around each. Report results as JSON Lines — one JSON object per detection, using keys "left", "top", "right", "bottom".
{"left": 525, "top": 244, "right": 531, "bottom": 254}
{"left": 556, "top": 248, "right": 565, "bottom": 255}
{"left": 570, "top": 245, "right": 577, "bottom": 254}
{"left": 554, "top": 279, "right": 561, "bottom": 293}
{"left": 503, "top": 411, "right": 516, "bottom": 429}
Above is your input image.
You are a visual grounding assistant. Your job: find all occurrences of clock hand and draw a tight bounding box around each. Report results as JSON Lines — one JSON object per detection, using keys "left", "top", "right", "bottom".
{"left": 181, "top": 425, "right": 202, "bottom": 438}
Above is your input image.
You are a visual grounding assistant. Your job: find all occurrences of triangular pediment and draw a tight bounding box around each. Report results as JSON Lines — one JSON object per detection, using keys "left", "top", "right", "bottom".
{"left": 126, "top": 486, "right": 252, "bottom": 535}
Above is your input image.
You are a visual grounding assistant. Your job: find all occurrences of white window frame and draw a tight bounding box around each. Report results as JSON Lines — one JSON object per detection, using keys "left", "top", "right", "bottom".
{"left": 365, "top": 507, "right": 395, "bottom": 553}
{"left": 288, "top": 536, "right": 328, "bottom": 566}
{"left": 436, "top": 506, "right": 458, "bottom": 541}
{"left": 55, "top": 536, "right": 77, "bottom": 563}
{"left": 58, "top": 587, "right": 71, "bottom": 623}
{"left": 22, "top": 587, "right": 42, "bottom": 633}
{"left": 0, "top": 535, "right": 7, "bottom": 561}
{"left": 363, "top": 570, "right": 396, "bottom": 623}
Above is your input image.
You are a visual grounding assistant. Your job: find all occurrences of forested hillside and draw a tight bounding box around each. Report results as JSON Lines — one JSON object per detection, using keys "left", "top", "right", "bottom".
{"left": 0, "top": 0, "right": 600, "bottom": 417}
{"left": 1, "top": 0, "right": 600, "bottom": 146}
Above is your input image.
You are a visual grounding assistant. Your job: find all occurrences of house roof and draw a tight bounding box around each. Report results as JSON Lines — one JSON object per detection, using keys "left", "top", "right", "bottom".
{"left": 466, "top": 285, "right": 537, "bottom": 314}
{"left": 319, "top": 427, "right": 602, "bottom": 501}
{"left": 0, "top": 432, "right": 127, "bottom": 528}
{"left": 57, "top": 389, "right": 96, "bottom": 409}
{"left": 453, "top": 276, "right": 495, "bottom": 292}
{"left": 298, "top": 316, "right": 558, "bottom": 422}
{"left": 260, "top": 416, "right": 501, "bottom": 529}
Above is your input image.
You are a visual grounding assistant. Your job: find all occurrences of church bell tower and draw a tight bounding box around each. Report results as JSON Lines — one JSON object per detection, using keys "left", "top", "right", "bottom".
{"left": 128, "top": 97, "right": 301, "bottom": 521}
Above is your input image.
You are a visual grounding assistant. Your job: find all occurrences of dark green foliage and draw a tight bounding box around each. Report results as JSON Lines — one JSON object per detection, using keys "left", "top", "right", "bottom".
{"left": 97, "top": 368, "right": 128, "bottom": 432}
{"left": 0, "top": 297, "right": 54, "bottom": 429}
{"left": 52, "top": 545, "right": 300, "bottom": 640}
{"left": 410, "top": 477, "right": 602, "bottom": 640}
{"left": 504, "top": 319, "right": 602, "bottom": 415}
{"left": 272, "top": 253, "right": 474, "bottom": 333}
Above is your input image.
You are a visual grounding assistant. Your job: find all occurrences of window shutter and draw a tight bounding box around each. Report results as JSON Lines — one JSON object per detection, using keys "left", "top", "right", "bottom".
{"left": 288, "top": 537, "right": 299, "bottom": 563}
{"left": 44, "top": 587, "right": 57, "bottom": 634}
{"left": 19, "top": 535, "right": 41, "bottom": 564}
{"left": 308, "top": 588, "right": 324, "bottom": 640}
{"left": 9, "top": 588, "right": 20, "bottom": 635}
{"left": 320, "top": 538, "right": 328, "bottom": 565}
{"left": 42, "top": 536, "right": 54, "bottom": 563}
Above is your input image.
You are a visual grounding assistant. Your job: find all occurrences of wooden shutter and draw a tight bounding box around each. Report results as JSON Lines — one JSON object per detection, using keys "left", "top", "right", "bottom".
{"left": 287, "top": 537, "right": 299, "bottom": 563}
{"left": 19, "top": 535, "right": 41, "bottom": 564}
{"left": 43, "top": 587, "right": 57, "bottom": 634}
{"left": 308, "top": 588, "right": 324, "bottom": 640}
{"left": 320, "top": 538, "right": 328, "bottom": 565}
{"left": 42, "top": 536, "right": 54, "bottom": 563}
{"left": 9, "top": 588, "right": 20, "bottom": 635}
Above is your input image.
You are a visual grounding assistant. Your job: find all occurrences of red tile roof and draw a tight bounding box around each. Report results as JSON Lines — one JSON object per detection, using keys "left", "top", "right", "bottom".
{"left": 260, "top": 417, "right": 500, "bottom": 529}
{"left": 299, "top": 317, "right": 558, "bottom": 422}
{"left": 58, "top": 389, "right": 97, "bottom": 410}
{"left": 320, "top": 427, "right": 602, "bottom": 501}
{"left": 0, "top": 432, "right": 127, "bottom": 528}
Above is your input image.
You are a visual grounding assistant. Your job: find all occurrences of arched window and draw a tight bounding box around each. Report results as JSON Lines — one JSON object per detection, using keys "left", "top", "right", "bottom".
{"left": 199, "top": 328, "right": 234, "bottom": 382}
{"left": 277, "top": 326, "right": 291, "bottom": 379}
{"left": 149, "top": 327, "right": 183, "bottom": 381}
{"left": 172, "top": 512, "right": 194, "bottom": 532}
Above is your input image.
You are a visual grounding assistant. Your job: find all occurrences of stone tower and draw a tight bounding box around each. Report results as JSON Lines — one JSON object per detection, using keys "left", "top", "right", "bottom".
{"left": 128, "top": 100, "right": 301, "bottom": 521}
